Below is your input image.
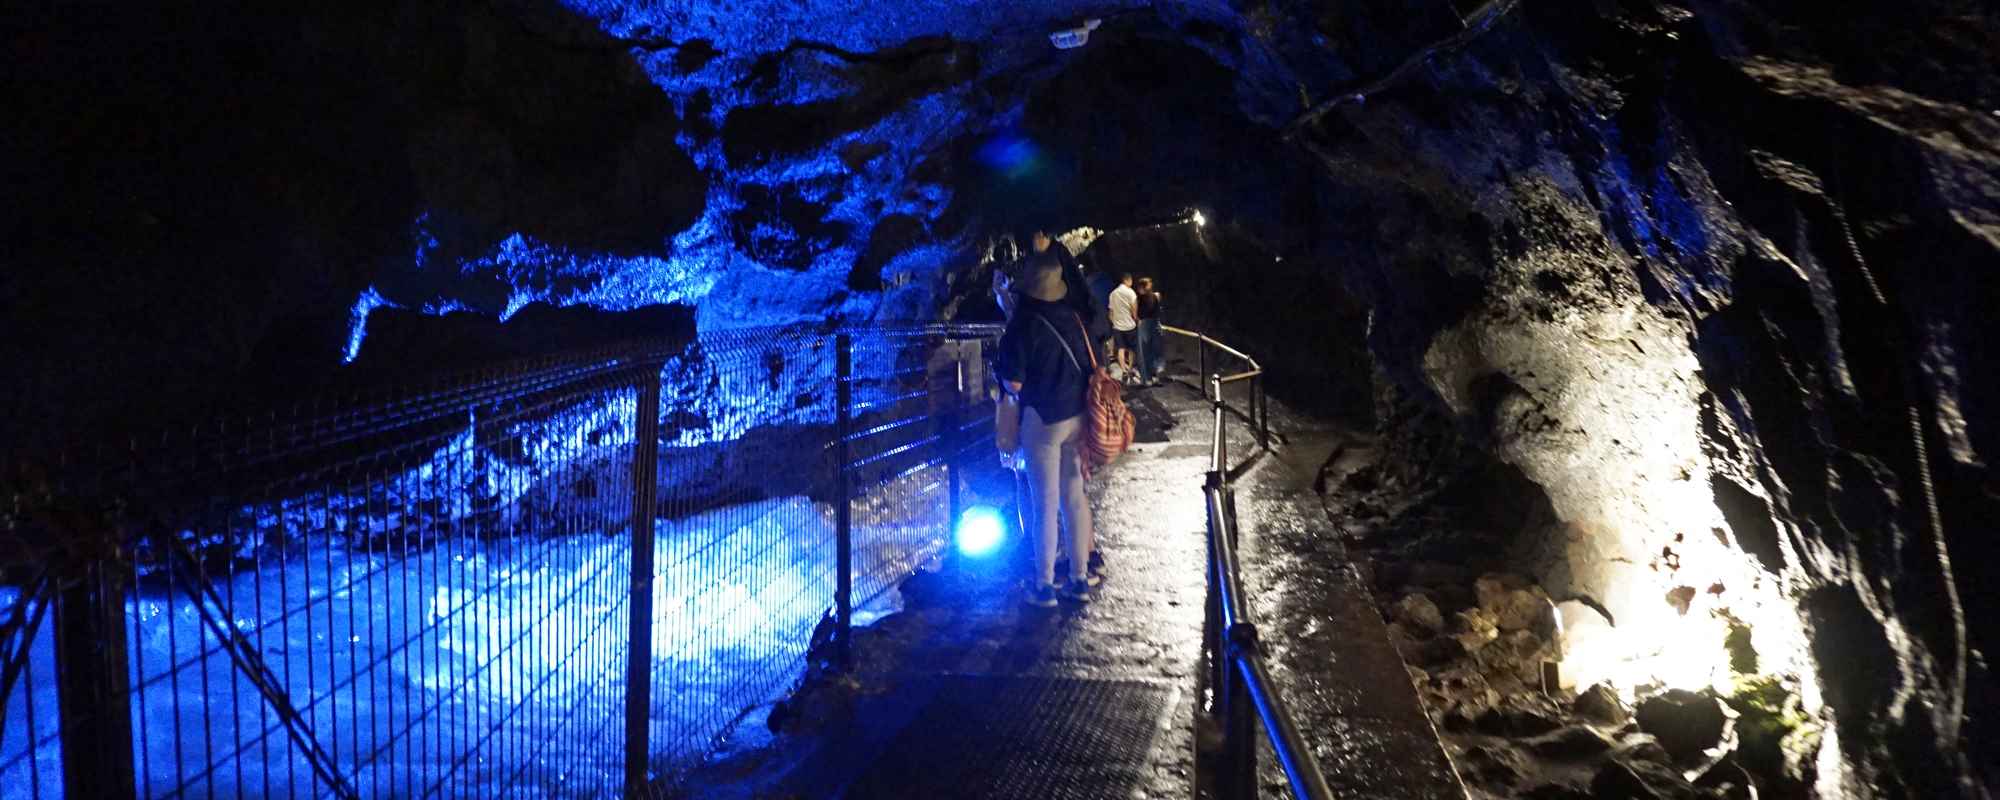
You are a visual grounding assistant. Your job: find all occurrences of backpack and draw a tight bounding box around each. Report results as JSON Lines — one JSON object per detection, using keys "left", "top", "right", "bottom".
{"left": 1034, "top": 312, "right": 1135, "bottom": 474}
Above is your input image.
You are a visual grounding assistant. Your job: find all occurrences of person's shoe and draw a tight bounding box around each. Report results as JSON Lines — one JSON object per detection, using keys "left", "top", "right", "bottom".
{"left": 1087, "top": 548, "right": 1107, "bottom": 579}
{"left": 1023, "top": 583, "right": 1059, "bottom": 609}
{"left": 1060, "top": 578, "right": 1095, "bottom": 603}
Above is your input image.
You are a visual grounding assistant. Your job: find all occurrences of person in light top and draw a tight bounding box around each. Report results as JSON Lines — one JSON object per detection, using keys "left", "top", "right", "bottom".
{"left": 1106, "top": 273, "right": 1139, "bottom": 383}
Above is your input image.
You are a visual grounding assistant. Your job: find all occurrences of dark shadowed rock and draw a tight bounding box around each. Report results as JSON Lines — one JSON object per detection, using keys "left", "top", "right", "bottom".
{"left": 1692, "top": 761, "right": 1756, "bottom": 800}
{"left": 1529, "top": 725, "right": 1616, "bottom": 760}
{"left": 1416, "top": 635, "right": 1470, "bottom": 668}
{"left": 1521, "top": 783, "right": 1595, "bottom": 800}
{"left": 1458, "top": 743, "right": 1527, "bottom": 787}
{"left": 1635, "top": 690, "right": 1730, "bottom": 762}
{"left": 1590, "top": 758, "right": 1697, "bottom": 800}
{"left": 1615, "top": 734, "right": 1675, "bottom": 766}
{"left": 1395, "top": 593, "right": 1447, "bottom": 633}
{"left": 1476, "top": 694, "right": 1564, "bottom": 737}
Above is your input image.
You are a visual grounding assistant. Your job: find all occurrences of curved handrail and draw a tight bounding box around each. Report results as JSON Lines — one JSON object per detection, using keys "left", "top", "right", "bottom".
{"left": 1159, "top": 324, "right": 1261, "bottom": 374}
{"left": 1191, "top": 332, "right": 1333, "bottom": 800}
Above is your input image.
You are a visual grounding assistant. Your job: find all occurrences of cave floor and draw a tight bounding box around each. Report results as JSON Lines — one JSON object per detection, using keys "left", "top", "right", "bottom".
{"left": 678, "top": 379, "right": 1463, "bottom": 799}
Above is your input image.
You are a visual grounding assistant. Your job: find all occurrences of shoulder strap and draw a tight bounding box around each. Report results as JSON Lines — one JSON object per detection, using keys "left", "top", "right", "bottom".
{"left": 1034, "top": 313, "right": 1084, "bottom": 374}
{"left": 1071, "top": 313, "right": 1100, "bottom": 370}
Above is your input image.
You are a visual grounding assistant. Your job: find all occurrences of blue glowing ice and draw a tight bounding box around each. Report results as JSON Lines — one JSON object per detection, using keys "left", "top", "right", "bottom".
{"left": 1, "top": 483, "right": 946, "bottom": 798}
{"left": 343, "top": 286, "right": 395, "bottom": 364}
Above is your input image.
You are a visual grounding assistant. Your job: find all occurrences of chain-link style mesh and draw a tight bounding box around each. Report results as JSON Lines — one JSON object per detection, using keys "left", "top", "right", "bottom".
{"left": 0, "top": 322, "right": 1001, "bottom": 799}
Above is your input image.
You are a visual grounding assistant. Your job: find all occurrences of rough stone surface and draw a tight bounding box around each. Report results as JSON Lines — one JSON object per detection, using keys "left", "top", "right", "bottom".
{"left": 1573, "top": 683, "right": 1632, "bottom": 728}
{"left": 1528, "top": 725, "right": 1617, "bottom": 761}
{"left": 1476, "top": 573, "right": 1554, "bottom": 632}
{"left": 1590, "top": 758, "right": 1698, "bottom": 800}
{"left": 1456, "top": 607, "right": 1503, "bottom": 652}
{"left": 1395, "top": 592, "right": 1448, "bottom": 634}
{"left": 8, "top": 0, "right": 1998, "bottom": 795}
{"left": 1635, "top": 690, "right": 1732, "bottom": 763}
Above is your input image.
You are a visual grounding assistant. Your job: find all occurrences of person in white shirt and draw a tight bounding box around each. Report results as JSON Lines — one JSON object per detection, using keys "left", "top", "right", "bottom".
{"left": 1106, "top": 273, "right": 1140, "bottom": 381}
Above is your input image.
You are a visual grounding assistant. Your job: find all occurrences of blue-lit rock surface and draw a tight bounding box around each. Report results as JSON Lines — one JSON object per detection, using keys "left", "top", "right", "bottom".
{"left": 5, "top": 0, "right": 1998, "bottom": 796}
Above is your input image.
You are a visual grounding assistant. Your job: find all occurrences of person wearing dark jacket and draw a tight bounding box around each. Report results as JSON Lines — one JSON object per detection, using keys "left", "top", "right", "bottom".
{"left": 996, "top": 251, "right": 1101, "bottom": 607}
{"left": 1135, "top": 277, "right": 1164, "bottom": 384}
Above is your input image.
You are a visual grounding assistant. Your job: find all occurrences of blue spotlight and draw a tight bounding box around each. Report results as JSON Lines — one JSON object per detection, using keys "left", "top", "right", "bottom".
{"left": 955, "top": 506, "right": 1006, "bottom": 558}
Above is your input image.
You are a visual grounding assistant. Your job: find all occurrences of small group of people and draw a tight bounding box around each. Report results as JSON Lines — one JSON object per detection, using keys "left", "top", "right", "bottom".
{"left": 991, "top": 229, "right": 1164, "bottom": 608}
{"left": 1102, "top": 272, "right": 1166, "bottom": 387}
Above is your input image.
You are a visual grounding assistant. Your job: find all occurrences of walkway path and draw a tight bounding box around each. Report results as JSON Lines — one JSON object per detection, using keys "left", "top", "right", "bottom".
{"left": 682, "top": 379, "right": 1463, "bottom": 799}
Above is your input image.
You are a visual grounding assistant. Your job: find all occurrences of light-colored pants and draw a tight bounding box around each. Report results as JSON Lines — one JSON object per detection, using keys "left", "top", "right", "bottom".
{"left": 1022, "top": 406, "right": 1094, "bottom": 587}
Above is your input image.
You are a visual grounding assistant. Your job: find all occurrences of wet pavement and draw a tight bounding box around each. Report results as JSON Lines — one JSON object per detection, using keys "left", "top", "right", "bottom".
{"left": 682, "top": 376, "right": 1464, "bottom": 799}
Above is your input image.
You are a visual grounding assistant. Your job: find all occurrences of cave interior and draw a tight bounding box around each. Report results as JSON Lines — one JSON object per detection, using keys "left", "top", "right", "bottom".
{"left": 4, "top": 0, "right": 1998, "bottom": 798}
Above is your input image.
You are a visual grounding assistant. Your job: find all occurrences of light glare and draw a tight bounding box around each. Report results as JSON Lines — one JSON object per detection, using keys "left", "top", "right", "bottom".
{"left": 956, "top": 506, "right": 1005, "bottom": 557}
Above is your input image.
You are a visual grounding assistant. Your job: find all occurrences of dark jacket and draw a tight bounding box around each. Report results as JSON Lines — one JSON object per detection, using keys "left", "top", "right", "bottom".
{"left": 997, "top": 296, "right": 1098, "bottom": 424}
{"left": 1051, "top": 243, "right": 1097, "bottom": 329}
{"left": 1137, "top": 291, "right": 1161, "bottom": 321}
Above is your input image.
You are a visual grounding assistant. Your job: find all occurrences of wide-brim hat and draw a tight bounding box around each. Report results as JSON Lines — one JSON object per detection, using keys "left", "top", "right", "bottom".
{"left": 1023, "top": 258, "right": 1067, "bottom": 302}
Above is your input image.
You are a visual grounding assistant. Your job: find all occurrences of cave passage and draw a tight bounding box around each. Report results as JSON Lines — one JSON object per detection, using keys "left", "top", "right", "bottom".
{"left": 5, "top": 1, "right": 1998, "bottom": 798}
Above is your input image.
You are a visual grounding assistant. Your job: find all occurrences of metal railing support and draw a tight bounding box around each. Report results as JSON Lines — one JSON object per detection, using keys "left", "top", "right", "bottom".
{"left": 834, "top": 333, "right": 854, "bottom": 669}
{"left": 1221, "top": 628, "right": 1260, "bottom": 800}
{"left": 1211, "top": 374, "right": 1228, "bottom": 473}
{"left": 1198, "top": 334, "right": 1210, "bottom": 393}
{"left": 1250, "top": 374, "right": 1269, "bottom": 450}
{"left": 1240, "top": 655, "right": 1336, "bottom": 800}
{"left": 624, "top": 360, "right": 664, "bottom": 797}
{"left": 1202, "top": 471, "right": 1226, "bottom": 708}
{"left": 54, "top": 560, "right": 137, "bottom": 800}
{"left": 1199, "top": 353, "right": 1337, "bottom": 800}
{"left": 944, "top": 349, "right": 963, "bottom": 540}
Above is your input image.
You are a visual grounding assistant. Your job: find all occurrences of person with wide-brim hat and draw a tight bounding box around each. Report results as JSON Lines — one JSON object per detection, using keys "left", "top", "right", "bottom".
{"left": 995, "top": 251, "right": 1102, "bottom": 607}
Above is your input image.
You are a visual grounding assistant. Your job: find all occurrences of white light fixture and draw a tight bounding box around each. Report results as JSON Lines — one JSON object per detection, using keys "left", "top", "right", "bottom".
{"left": 1050, "top": 18, "right": 1101, "bottom": 50}
{"left": 1190, "top": 210, "right": 1207, "bottom": 227}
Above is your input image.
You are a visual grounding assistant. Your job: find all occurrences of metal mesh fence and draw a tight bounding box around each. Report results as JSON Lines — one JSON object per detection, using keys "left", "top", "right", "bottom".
{"left": 0, "top": 322, "right": 1000, "bottom": 799}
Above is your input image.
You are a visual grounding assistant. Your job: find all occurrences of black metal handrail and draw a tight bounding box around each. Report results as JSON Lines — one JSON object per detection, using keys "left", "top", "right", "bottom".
{"left": 1189, "top": 337, "right": 1334, "bottom": 800}
{"left": 1160, "top": 325, "right": 1274, "bottom": 457}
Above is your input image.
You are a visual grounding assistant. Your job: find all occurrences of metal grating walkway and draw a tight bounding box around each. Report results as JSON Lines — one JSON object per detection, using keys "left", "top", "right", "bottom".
{"left": 841, "top": 676, "right": 1173, "bottom": 800}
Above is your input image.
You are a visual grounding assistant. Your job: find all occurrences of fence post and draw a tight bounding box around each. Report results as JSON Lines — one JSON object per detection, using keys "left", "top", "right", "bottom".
{"left": 1197, "top": 336, "right": 1209, "bottom": 397}
{"left": 1252, "top": 375, "right": 1270, "bottom": 450}
{"left": 54, "top": 560, "right": 137, "bottom": 799}
{"left": 1201, "top": 478, "right": 1225, "bottom": 714}
{"left": 1260, "top": 379, "right": 1271, "bottom": 449}
{"left": 624, "top": 361, "right": 663, "bottom": 798}
{"left": 944, "top": 346, "right": 962, "bottom": 540}
{"left": 1221, "top": 642, "right": 1259, "bottom": 800}
{"left": 834, "top": 333, "right": 854, "bottom": 669}
{"left": 1212, "top": 374, "right": 1227, "bottom": 473}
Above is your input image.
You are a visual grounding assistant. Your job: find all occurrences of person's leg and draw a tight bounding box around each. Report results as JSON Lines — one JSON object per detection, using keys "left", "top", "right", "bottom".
{"left": 1054, "top": 417, "right": 1096, "bottom": 585}
{"left": 1020, "top": 407, "right": 1063, "bottom": 589}
{"left": 1151, "top": 321, "right": 1167, "bottom": 380}
{"left": 1144, "top": 326, "right": 1160, "bottom": 386}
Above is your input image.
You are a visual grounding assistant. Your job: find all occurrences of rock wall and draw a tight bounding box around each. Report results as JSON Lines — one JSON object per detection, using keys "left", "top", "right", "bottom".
{"left": 1265, "top": 1, "right": 1998, "bottom": 795}
{"left": 6, "top": 1, "right": 1994, "bottom": 794}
